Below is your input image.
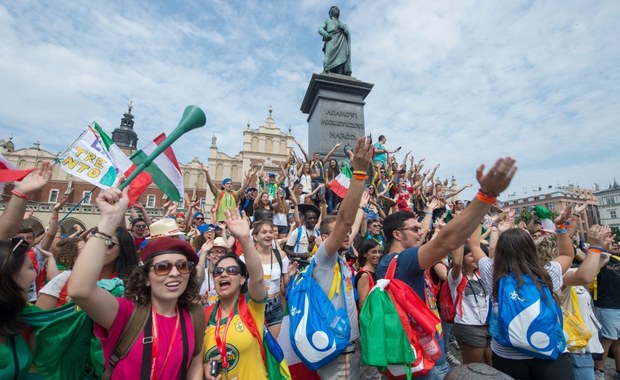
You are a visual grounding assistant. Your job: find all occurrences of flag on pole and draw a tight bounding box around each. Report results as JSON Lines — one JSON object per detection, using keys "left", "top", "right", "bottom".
{"left": 93, "top": 123, "right": 152, "bottom": 205}
{"left": 0, "top": 154, "right": 34, "bottom": 192}
{"left": 58, "top": 127, "right": 117, "bottom": 189}
{"left": 327, "top": 165, "right": 352, "bottom": 199}
{"left": 130, "top": 133, "right": 184, "bottom": 201}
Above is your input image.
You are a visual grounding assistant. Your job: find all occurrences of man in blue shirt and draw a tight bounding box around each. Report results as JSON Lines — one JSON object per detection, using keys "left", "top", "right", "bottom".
{"left": 377, "top": 157, "right": 517, "bottom": 379}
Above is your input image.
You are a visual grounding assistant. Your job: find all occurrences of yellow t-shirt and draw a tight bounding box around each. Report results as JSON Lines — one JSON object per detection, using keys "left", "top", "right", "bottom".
{"left": 203, "top": 297, "right": 268, "bottom": 380}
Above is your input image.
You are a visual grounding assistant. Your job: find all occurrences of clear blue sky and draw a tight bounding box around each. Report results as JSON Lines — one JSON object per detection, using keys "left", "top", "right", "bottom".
{"left": 1, "top": 1, "right": 618, "bottom": 199}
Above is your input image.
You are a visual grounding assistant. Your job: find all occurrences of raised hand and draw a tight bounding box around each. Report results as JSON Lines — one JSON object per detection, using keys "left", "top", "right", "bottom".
{"left": 351, "top": 136, "right": 373, "bottom": 172}
{"left": 588, "top": 225, "right": 613, "bottom": 251}
{"left": 14, "top": 161, "right": 53, "bottom": 196}
{"left": 96, "top": 187, "right": 129, "bottom": 226}
{"left": 475, "top": 157, "right": 517, "bottom": 196}
{"left": 224, "top": 209, "right": 250, "bottom": 240}
{"left": 53, "top": 194, "right": 68, "bottom": 212}
{"left": 554, "top": 204, "right": 573, "bottom": 227}
{"left": 574, "top": 203, "right": 587, "bottom": 214}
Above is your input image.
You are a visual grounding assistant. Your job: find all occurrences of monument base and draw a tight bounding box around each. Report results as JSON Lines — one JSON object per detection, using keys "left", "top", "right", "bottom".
{"left": 300, "top": 73, "right": 374, "bottom": 161}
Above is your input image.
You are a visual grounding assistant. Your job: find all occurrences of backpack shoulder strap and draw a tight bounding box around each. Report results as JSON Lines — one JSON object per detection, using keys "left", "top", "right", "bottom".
{"left": 103, "top": 303, "right": 150, "bottom": 380}
{"left": 189, "top": 305, "right": 206, "bottom": 358}
{"left": 358, "top": 268, "right": 375, "bottom": 293}
{"left": 294, "top": 226, "right": 303, "bottom": 253}
{"left": 385, "top": 255, "right": 398, "bottom": 280}
{"left": 237, "top": 294, "right": 267, "bottom": 361}
{"left": 272, "top": 248, "right": 285, "bottom": 275}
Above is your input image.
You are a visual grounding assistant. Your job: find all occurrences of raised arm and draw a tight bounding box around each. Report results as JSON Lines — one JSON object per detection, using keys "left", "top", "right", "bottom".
{"left": 0, "top": 162, "right": 52, "bottom": 239}
{"left": 418, "top": 157, "right": 517, "bottom": 270}
{"left": 40, "top": 194, "right": 68, "bottom": 250}
{"left": 323, "top": 142, "right": 342, "bottom": 163}
{"left": 133, "top": 201, "right": 151, "bottom": 226}
{"left": 324, "top": 137, "right": 373, "bottom": 256}
{"left": 68, "top": 187, "right": 128, "bottom": 330}
{"left": 563, "top": 225, "right": 612, "bottom": 286}
{"left": 202, "top": 163, "right": 219, "bottom": 195}
{"left": 294, "top": 139, "right": 310, "bottom": 163}
{"left": 445, "top": 184, "right": 473, "bottom": 198}
{"left": 225, "top": 210, "right": 266, "bottom": 301}
{"left": 554, "top": 205, "right": 576, "bottom": 273}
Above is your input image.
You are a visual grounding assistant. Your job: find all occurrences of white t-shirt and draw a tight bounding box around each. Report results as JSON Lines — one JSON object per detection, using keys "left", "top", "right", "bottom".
{"left": 240, "top": 252, "right": 290, "bottom": 296}
{"left": 447, "top": 269, "right": 489, "bottom": 325}
{"left": 39, "top": 270, "right": 72, "bottom": 298}
{"left": 286, "top": 226, "right": 320, "bottom": 254}
{"left": 479, "top": 256, "right": 563, "bottom": 360}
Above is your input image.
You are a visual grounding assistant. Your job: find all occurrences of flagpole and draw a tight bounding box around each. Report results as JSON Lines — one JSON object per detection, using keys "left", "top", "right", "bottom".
{"left": 58, "top": 185, "right": 98, "bottom": 224}
{"left": 119, "top": 105, "right": 206, "bottom": 192}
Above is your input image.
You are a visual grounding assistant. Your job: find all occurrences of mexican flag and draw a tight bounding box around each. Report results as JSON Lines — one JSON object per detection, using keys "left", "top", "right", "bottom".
{"left": 131, "top": 133, "right": 184, "bottom": 201}
{"left": 0, "top": 154, "right": 34, "bottom": 191}
{"left": 327, "top": 165, "right": 352, "bottom": 199}
{"left": 93, "top": 123, "right": 152, "bottom": 206}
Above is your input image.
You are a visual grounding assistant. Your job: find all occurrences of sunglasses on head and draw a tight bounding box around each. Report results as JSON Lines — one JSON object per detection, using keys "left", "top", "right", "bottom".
{"left": 150, "top": 260, "right": 194, "bottom": 276}
{"left": 11, "top": 238, "right": 30, "bottom": 253}
{"left": 213, "top": 265, "right": 242, "bottom": 278}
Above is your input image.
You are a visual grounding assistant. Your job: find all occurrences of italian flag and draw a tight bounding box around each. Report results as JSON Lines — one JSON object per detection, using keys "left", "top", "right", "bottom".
{"left": 131, "top": 133, "right": 184, "bottom": 201}
{"left": 93, "top": 123, "right": 152, "bottom": 205}
{"left": 0, "top": 154, "right": 34, "bottom": 185}
{"left": 327, "top": 165, "right": 352, "bottom": 199}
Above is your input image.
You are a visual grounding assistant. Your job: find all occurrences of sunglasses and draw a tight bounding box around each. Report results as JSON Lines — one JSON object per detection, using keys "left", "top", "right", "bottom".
{"left": 150, "top": 260, "right": 195, "bottom": 276}
{"left": 397, "top": 226, "right": 421, "bottom": 233}
{"left": 195, "top": 217, "right": 205, "bottom": 221}
{"left": 134, "top": 224, "right": 147, "bottom": 229}
{"left": 213, "top": 265, "right": 242, "bottom": 278}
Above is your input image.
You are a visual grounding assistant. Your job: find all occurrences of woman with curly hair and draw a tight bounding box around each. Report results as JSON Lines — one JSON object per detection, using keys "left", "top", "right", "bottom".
{"left": 36, "top": 228, "right": 138, "bottom": 310}
{"left": 69, "top": 188, "right": 205, "bottom": 379}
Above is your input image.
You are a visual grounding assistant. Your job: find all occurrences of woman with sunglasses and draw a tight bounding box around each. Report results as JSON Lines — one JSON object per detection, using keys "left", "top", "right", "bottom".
{"left": 203, "top": 210, "right": 268, "bottom": 380}
{"left": 35, "top": 227, "right": 138, "bottom": 310}
{"left": 0, "top": 238, "right": 37, "bottom": 379}
{"left": 68, "top": 187, "right": 205, "bottom": 379}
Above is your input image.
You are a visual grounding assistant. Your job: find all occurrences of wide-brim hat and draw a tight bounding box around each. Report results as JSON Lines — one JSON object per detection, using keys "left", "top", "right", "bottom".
{"left": 211, "top": 237, "right": 229, "bottom": 252}
{"left": 140, "top": 236, "right": 198, "bottom": 264}
{"left": 147, "top": 218, "right": 185, "bottom": 239}
{"left": 298, "top": 203, "right": 321, "bottom": 217}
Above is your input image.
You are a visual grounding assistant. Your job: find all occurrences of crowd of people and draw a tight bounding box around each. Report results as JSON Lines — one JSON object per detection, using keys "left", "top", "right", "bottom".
{"left": 0, "top": 135, "right": 619, "bottom": 380}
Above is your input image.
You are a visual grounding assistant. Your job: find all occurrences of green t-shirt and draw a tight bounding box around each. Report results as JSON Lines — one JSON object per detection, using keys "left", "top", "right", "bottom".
{"left": 214, "top": 189, "right": 241, "bottom": 222}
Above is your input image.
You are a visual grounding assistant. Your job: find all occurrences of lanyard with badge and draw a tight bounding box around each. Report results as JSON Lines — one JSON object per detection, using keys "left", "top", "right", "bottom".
{"left": 214, "top": 304, "right": 236, "bottom": 375}
{"left": 150, "top": 305, "right": 180, "bottom": 380}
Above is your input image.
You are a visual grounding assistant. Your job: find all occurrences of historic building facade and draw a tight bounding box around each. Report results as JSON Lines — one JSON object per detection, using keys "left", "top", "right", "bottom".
{"left": 0, "top": 105, "right": 294, "bottom": 236}
{"left": 596, "top": 179, "right": 620, "bottom": 228}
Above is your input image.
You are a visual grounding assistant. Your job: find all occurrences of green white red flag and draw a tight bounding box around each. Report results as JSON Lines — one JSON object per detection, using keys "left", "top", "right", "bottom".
{"left": 93, "top": 123, "right": 152, "bottom": 206}
{"left": 130, "top": 133, "right": 184, "bottom": 201}
{"left": 327, "top": 165, "right": 352, "bottom": 199}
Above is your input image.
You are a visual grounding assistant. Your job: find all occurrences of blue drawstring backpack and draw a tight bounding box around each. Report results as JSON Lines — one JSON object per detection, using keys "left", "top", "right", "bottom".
{"left": 286, "top": 257, "right": 350, "bottom": 370}
{"left": 489, "top": 273, "right": 565, "bottom": 359}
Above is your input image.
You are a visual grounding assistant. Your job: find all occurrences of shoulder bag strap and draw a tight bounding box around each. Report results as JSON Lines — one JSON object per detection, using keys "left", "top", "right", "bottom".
{"left": 103, "top": 304, "right": 150, "bottom": 380}
{"left": 140, "top": 308, "right": 153, "bottom": 380}
{"left": 385, "top": 255, "right": 398, "bottom": 280}
{"left": 189, "top": 306, "right": 206, "bottom": 357}
{"left": 180, "top": 309, "right": 189, "bottom": 380}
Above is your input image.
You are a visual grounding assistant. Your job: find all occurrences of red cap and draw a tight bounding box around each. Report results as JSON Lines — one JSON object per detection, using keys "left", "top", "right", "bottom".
{"left": 140, "top": 237, "right": 198, "bottom": 264}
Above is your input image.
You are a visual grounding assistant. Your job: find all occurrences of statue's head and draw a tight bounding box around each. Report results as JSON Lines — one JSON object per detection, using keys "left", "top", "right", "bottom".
{"left": 329, "top": 6, "right": 340, "bottom": 18}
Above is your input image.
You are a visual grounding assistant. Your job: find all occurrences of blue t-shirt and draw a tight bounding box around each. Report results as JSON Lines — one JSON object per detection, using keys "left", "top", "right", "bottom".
{"left": 377, "top": 248, "right": 425, "bottom": 299}
{"left": 373, "top": 142, "right": 387, "bottom": 164}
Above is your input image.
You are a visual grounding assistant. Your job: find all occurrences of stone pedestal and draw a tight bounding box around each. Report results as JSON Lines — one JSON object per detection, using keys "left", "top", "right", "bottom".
{"left": 300, "top": 73, "right": 374, "bottom": 160}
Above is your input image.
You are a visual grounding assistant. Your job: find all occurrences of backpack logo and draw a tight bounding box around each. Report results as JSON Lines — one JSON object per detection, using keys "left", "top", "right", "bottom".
{"left": 508, "top": 299, "right": 554, "bottom": 357}
{"left": 510, "top": 290, "right": 525, "bottom": 302}
{"left": 293, "top": 294, "right": 337, "bottom": 361}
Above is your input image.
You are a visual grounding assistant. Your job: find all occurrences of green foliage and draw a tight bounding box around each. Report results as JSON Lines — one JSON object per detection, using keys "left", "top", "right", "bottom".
{"left": 515, "top": 208, "right": 532, "bottom": 225}
{"left": 611, "top": 227, "right": 620, "bottom": 243}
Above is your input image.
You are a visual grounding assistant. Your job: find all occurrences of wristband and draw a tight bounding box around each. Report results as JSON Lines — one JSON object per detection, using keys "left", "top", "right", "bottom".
{"left": 588, "top": 247, "right": 603, "bottom": 255}
{"left": 352, "top": 170, "right": 367, "bottom": 176}
{"left": 353, "top": 174, "right": 369, "bottom": 181}
{"left": 475, "top": 191, "right": 496, "bottom": 205}
{"left": 492, "top": 222, "right": 498, "bottom": 228}
{"left": 556, "top": 228, "right": 569, "bottom": 234}
{"left": 90, "top": 227, "right": 114, "bottom": 240}
{"left": 11, "top": 189, "right": 29, "bottom": 201}
{"left": 49, "top": 216, "right": 59, "bottom": 221}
